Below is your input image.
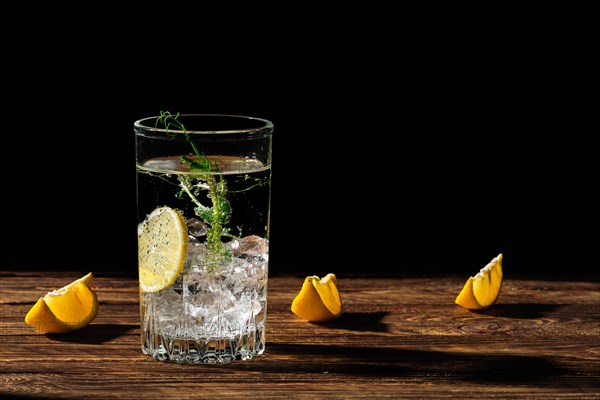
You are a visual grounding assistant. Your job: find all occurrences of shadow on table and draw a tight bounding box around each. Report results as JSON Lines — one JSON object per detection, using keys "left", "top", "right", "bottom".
{"left": 1, "top": 393, "right": 55, "bottom": 400}
{"left": 254, "top": 343, "right": 569, "bottom": 386}
{"left": 45, "top": 323, "right": 137, "bottom": 344}
{"left": 471, "top": 303, "right": 566, "bottom": 319}
{"left": 311, "top": 312, "right": 390, "bottom": 332}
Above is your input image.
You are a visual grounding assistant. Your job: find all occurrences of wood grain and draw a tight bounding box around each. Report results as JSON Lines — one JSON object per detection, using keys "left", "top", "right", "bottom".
{"left": 1, "top": 271, "right": 598, "bottom": 399}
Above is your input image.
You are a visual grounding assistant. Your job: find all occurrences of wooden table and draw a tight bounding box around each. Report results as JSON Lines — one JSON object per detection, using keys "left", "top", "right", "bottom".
{"left": 1, "top": 271, "right": 599, "bottom": 399}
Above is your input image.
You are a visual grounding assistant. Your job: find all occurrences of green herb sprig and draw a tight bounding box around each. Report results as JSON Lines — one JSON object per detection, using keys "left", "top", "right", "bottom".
{"left": 156, "top": 111, "right": 233, "bottom": 268}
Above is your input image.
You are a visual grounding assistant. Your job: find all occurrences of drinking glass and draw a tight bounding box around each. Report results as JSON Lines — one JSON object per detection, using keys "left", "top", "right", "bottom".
{"left": 134, "top": 113, "right": 273, "bottom": 363}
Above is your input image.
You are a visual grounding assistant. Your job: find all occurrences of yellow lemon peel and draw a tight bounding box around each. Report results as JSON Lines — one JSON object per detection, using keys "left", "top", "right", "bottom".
{"left": 455, "top": 253, "right": 504, "bottom": 310}
{"left": 25, "top": 272, "right": 99, "bottom": 334}
{"left": 291, "top": 273, "right": 342, "bottom": 322}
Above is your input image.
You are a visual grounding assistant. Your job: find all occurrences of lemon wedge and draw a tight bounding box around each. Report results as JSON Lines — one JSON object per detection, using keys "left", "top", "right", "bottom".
{"left": 455, "top": 253, "right": 504, "bottom": 310}
{"left": 24, "top": 272, "right": 99, "bottom": 334}
{"left": 138, "top": 206, "right": 188, "bottom": 292}
{"left": 291, "top": 273, "right": 342, "bottom": 322}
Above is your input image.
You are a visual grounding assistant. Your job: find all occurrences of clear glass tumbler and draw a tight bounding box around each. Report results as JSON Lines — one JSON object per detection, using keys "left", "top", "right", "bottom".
{"left": 134, "top": 112, "right": 273, "bottom": 364}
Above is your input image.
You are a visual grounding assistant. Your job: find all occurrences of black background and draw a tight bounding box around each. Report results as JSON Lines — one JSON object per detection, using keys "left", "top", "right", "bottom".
{"left": 1, "top": 8, "right": 596, "bottom": 278}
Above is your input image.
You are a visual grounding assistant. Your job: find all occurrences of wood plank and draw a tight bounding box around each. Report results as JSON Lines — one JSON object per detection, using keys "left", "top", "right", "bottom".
{"left": 1, "top": 271, "right": 598, "bottom": 399}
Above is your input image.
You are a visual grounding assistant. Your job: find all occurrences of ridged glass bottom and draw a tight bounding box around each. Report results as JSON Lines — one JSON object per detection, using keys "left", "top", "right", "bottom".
{"left": 141, "top": 325, "right": 266, "bottom": 364}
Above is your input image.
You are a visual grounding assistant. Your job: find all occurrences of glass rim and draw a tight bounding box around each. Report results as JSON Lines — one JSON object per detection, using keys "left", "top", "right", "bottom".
{"left": 134, "top": 113, "right": 273, "bottom": 135}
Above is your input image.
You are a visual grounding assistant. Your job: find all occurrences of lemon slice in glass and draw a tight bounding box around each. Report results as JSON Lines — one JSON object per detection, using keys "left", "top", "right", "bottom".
{"left": 138, "top": 206, "right": 188, "bottom": 292}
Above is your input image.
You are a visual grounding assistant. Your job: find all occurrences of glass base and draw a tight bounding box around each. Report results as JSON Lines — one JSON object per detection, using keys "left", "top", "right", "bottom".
{"left": 141, "top": 326, "right": 266, "bottom": 364}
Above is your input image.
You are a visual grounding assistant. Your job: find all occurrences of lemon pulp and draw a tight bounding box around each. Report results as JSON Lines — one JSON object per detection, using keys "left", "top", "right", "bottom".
{"left": 138, "top": 206, "right": 188, "bottom": 292}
